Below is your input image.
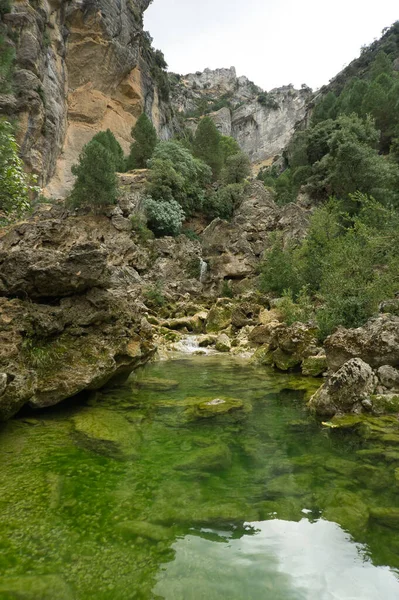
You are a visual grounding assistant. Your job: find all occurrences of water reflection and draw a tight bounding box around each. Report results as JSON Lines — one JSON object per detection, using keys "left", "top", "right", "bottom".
{"left": 155, "top": 519, "right": 399, "bottom": 600}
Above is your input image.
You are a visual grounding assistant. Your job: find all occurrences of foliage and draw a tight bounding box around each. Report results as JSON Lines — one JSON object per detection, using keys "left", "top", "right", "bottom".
{"left": 257, "top": 92, "right": 279, "bottom": 110}
{"left": 143, "top": 282, "right": 165, "bottom": 307}
{"left": 221, "top": 280, "right": 234, "bottom": 298}
{"left": 220, "top": 135, "right": 241, "bottom": 162}
{"left": 91, "top": 129, "right": 125, "bottom": 172}
{"left": 130, "top": 213, "right": 154, "bottom": 243}
{"left": 127, "top": 113, "right": 157, "bottom": 170}
{"left": 0, "top": 0, "right": 11, "bottom": 16}
{"left": 69, "top": 140, "right": 118, "bottom": 210}
{"left": 222, "top": 152, "right": 251, "bottom": 184}
{"left": 193, "top": 117, "right": 223, "bottom": 179}
{"left": 259, "top": 193, "right": 399, "bottom": 338}
{"left": 147, "top": 141, "right": 211, "bottom": 214}
{"left": 202, "top": 183, "right": 244, "bottom": 221}
{"left": 0, "top": 119, "right": 33, "bottom": 222}
{"left": 277, "top": 288, "right": 315, "bottom": 326}
{"left": 144, "top": 197, "right": 185, "bottom": 237}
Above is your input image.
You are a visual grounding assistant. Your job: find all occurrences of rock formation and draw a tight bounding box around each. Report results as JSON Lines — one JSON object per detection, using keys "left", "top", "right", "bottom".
{"left": 170, "top": 67, "right": 312, "bottom": 165}
{"left": 0, "top": 0, "right": 172, "bottom": 197}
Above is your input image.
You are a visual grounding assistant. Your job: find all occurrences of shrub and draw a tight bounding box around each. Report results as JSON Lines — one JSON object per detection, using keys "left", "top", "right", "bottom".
{"left": 0, "top": 119, "right": 33, "bottom": 221}
{"left": 222, "top": 152, "right": 251, "bottom": 184}
{"left": 130, "top": 213, "right": 154, "bottom": 242}
{"left": 202, "top": 183, "right": 244, "bottom": 221}
{"left": 143, "top": 283, "right": 165, "bottom": 307}
{"left": 69, "top": 140, "right": 118, "bottom": 210}
{"left": 144, "top": 197, "right": 185, "bottom": 237}
{"left": 0, "top": 0, "right": 11, "bottom": 16}
{"left": 127, "top": 113, "right": 157, "bottom": 170}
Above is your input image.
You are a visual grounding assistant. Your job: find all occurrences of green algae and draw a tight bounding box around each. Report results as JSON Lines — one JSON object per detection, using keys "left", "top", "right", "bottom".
{"left": 1, "top": 355, "right": 399, "bottom": 598}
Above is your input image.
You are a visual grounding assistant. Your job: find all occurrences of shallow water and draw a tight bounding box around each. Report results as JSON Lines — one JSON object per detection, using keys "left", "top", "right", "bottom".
{"left": 1, "top": 355, "right": 399, "bottom": 599}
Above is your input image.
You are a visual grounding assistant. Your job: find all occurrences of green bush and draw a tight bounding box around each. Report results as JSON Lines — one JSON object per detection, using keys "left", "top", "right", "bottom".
{"left": 144, "top": 197, "right": 185, "bottom": 237}
{"left": 193, "top": 117, "right": 223, "bottom": 179}
{"left": 130, "top": 213, "right": 154, "bottom": 243}
{"left": 69, "top": 140, "right": 118, "bottom": 210}
{"left": 127, "top": 113, "right": 157, "bottom": 170}
{"left": 202, "top": 183, "right": 244, "bottom": 221}
{"left": 222, "top": 152, "right": 251, "bottom": 184}
{"left": 0, "top": 0, "right": 11, "bottom": 16}
{"left": 0, "top": 119, "right": 33, "bottom": 222}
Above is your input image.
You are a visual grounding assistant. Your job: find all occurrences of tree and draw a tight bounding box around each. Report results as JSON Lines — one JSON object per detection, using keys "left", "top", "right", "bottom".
{"left": 91, "top": 130, "right": 125, "bottom": 172}
{"left": 193, "top": 116, "right": 223, "bottom": 179}
{"left": 145, "top": 197, "right": 185, "bottom": 237}
{"left": 0, "top": 119, "right": 33, "bottom": 221}
{"left": 222, "top": 152, "right": 251, "bottom": 184}
{"left": 202, "top": 183, "right": 244, "bottom": 221}
{"left": 220, "top": 135, "right": 240, "bottom": 162}
{"left": 127, "top": 113, "right": 157, "bottom": 170}
{"left": 70, "top": 140, "right": 118, "bottom": 210}
{"left": 370, "top": 51, "right": 393, "bottom": 80}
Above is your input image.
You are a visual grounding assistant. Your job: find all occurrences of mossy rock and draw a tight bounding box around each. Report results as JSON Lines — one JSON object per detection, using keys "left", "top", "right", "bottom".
{"left": 206, "top": 304, "right": 233, "bottom": 333}
{"left": 272, "top": 348, "right": 301, "bottom": 371}
{"left": 0, "top": 576, "right": 73, "bottom": 600}
{"left": 133, "top": 377, "right": 180, "bottom": 391}
{"left": 250, "top": 345, "right": 274, "bottom": 366}
{"left": 184, "top": 396, "right": 250, "bottom": 420}
{"left": 318, "top": 490, "right": 369, "bottom": 534}
{"left": 369, "top": 508, "right": 399, "bottom": 529}
{"left": 265, "top": 473, "right": 310, "bottom": 498}
{"left": 371, "top": 394, "right": 399, "bottom": 415}
{"left": 175, "top": 443, "right": 232, "bottom": 472}
{"left": 72, "top": 408, "right": 139, "bottom": 459}
{"left": 257, "top": 498, "right": 305, "bottom": 522}
{"left": 116, "top": 520, "right": 172, "bottom": 542}
{"left": 301, "top": 355, "right": 327, "bottom": 377}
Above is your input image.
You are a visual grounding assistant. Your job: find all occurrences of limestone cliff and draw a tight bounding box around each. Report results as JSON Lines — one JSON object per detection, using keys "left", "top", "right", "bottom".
{"left": 170, "top": 67, "right": 312, "bottom": 166}
{"left": 0, "top": 0, "right": 172, "bottom": 197}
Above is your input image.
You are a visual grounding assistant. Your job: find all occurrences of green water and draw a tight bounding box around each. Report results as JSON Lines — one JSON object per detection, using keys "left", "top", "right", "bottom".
{"left": 1, "top": 355, "right": 399, "bottom": 599}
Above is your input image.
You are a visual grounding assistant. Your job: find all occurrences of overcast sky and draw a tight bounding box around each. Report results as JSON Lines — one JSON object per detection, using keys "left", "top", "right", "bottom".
{"left": 145, "top": 0, "right": 398, "bottom": 91}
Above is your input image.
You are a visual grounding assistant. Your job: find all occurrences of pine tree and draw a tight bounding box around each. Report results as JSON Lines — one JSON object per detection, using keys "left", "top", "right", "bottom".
{"left": 127, "top": 113, "right": 157, "bottom": 170}
{"left": 70, "top": 140, "right": 118, "bottom": 210}
{"left": 91, "top": 130, "right": 125, "bottom": 172}
{"left": 193, "top": 116, "right": 223, "bottom": 179}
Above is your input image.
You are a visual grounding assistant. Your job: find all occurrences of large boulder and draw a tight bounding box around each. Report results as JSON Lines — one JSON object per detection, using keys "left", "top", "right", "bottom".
{"left": 325, "top": 315, "right": 399, "bottom": 372}
{"left": 308, "top": 358, "right": 377, "bottom": 416}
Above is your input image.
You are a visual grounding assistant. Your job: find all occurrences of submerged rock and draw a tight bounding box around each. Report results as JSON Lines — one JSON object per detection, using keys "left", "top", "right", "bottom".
{"left": 133, "top": 377, "right": 180, "bottom": 392}
{"left": 0, "top": 575, "right": 73, "bottom": 600}
{"left": 116, "top": 520, "right": 172, "bottom": 542}
{"left": 369, "top": 508, "right": 399, "bottom": 530}
{"left": 175, "top": 443, "right": 232, "bottom": 472}
{"left": 184, "top": 396, "right": 249, "bottom": 420}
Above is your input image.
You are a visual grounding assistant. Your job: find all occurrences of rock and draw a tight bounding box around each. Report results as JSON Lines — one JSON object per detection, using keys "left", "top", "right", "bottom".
{"left": 215, "top": 333, "right": 231, "bottom": 353}
{"left": 0, "top": 373, "right": 7, "bottom": 396}
{"left": 175, "top": 443, "right": 232, "bottom": 472}
{"left": 371, "top": 394, "right": 399, "bottom": 415}
{"left": 272, "top": 348, "right": 301, "bottom": 371}
{"left": 0, "top": 575, "right": 74, "bottom": 599}
{"left": 206, "top": 300, "right": 233, "bottom": 333}
{"left": 134, "top": 377, "right": 179, "bottom": 392}
{"left": 377, "top": 365, "right": 399, "bottom": 390}
{"left": 198, "top": 334, "right": 217, "bottom": 348}
{"left": 308, "top": 358, "right": 376, "bottom": 416}
{"left": 116, "top": 520, "right": 171, "bottom": 542}
{"left": 160, "top": 314, "right": 205, "bottom": 333}
{"left": 301, "top": 354, "right": 327, "bottom": 377}
{"left": 249, "top": 321, "right": 283, "bottom": 346}
{"left": 72, "top": 407, "right": 139, "bottom": 459}
{"left": 276, "top": 322, "right": 318, "bottom": 358}
{"left": 325, "top": 315, "right": 399, "bottom": 372}
{"left": 231, "top": 302, "right": 261, "bottom": 328}
{"left": 258, "top": 308, "right": 282, "bottom": 325}
{"left": 184, "top": 397, "right": 249, "bottom": 420}
{"left": 369, "top": 508, "right": 399, "bottom": 530}
{"left": 250, "top": 345, "right": 274, "bottom": 366}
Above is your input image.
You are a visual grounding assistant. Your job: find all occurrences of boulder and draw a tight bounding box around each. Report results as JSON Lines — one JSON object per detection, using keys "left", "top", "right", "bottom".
{"left": 377, "top": 365, "right": 399, "bottom": 390}
{"left": 206, "top": 300, "right": 233, "bottom": 333}
{"left": 308, "top": 358, "right": 377, "bottom": 416}
{"left": 231, "top": 302, "right": 262, "bottom": 328}
{"left": 301, "top": 354, "right": 327, "bottom": 377}
{"left": 215, "top": 333, "right": 231, "bottom": 353}
{"left": 249, "top": 321, "right": 283, "bottom": 346}
{"left": 325, "top": 315, "right": 399, "bottom": 372}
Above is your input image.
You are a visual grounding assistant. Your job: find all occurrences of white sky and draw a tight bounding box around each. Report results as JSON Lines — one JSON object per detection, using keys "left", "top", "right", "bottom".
{"left": 145, "top": 0, "right": 398, "bottom": 91}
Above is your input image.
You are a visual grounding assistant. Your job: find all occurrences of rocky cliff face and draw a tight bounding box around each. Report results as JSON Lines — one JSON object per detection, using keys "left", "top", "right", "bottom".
{"left": 1, "top": 0, "right": 172, "bottom": 197}
{"left": 170, "top": 67, "right": 312, "bottom": 165}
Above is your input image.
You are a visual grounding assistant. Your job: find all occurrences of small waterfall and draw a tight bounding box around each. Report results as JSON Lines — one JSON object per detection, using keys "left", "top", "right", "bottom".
{"left": 199, "top": 258, "right": 208, "bottom": 283}
{"left": 172, "top": 335, "right": 215, "bottom": 355}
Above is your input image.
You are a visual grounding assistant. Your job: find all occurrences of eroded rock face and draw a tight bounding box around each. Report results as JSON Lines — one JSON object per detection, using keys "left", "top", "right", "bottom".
{"left": 1, "top": 0, "right": 171, "bottom": 196}
{"left": 325, "top": 315, "right": 399, "bottom": 372}
{"left": 0, "top": 197, "right": 208, "bottom": 420}
{"left": 171, "top": 68, "right": 312, "bottom": 165}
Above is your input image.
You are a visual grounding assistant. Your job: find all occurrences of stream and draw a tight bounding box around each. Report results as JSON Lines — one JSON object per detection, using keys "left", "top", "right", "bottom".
{"left": 1, "top": 351, "right": 399, "bottom": 599}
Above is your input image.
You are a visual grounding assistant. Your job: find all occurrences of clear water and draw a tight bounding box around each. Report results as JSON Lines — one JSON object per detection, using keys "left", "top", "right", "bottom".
{"left": 1, "top": 355, "right": 399, "bottom": 599}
